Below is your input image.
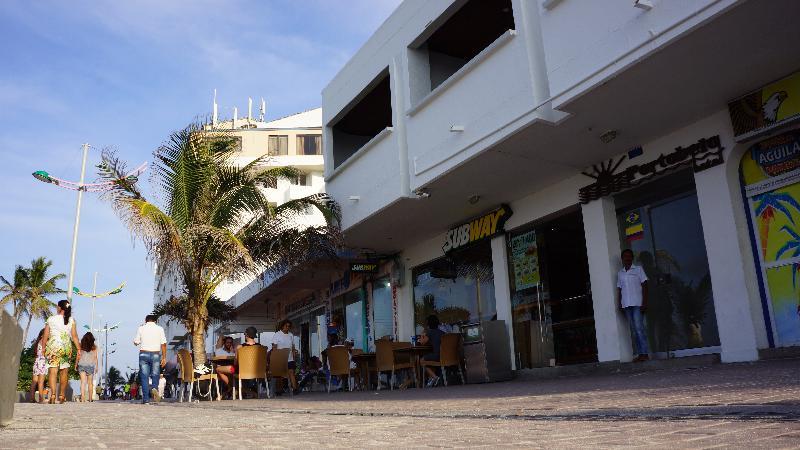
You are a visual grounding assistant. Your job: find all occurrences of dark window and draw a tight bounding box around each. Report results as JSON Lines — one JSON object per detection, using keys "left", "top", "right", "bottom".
{"left": 414, "top": 0, "right": 515, "bottom": 92}
{"left": 291, "top": 173, "right": 310, "bottom": 186}
{"left": 297, "top": 135, "right": 322, "bottom": 155}
{"left": 331, "top": 70, "right": 392, "bottom": 169}
{"left": 268, "top": 135, "right": 288, "bottom": 156}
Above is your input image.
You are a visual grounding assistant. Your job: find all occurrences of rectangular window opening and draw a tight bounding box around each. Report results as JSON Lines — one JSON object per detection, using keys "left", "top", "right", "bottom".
{"left": 268, "top": 135, "right": 288, "bottom": 156}
{"left": 297, "top": 134, "right": 322, "bottom": 156}
{"left": 412, "top": 0, "right": 515, "bottom": 96}
{"left": 330, "top": 70, "right": 392, "bottom": 169}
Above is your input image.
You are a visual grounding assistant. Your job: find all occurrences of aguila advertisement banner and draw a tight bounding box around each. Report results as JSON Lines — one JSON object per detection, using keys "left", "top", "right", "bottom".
{"left": 729, "top": 70, "right": 800, "bottom": 140}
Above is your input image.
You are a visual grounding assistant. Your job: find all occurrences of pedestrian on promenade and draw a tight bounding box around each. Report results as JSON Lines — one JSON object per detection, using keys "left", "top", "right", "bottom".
{"left": 76, "top": 332, "right": 99, "bottom": 402}
{"left": 617, "top": 249, "right": 650, "bottom": 362}
{"left": 30, "top": 329, "right": 48, "bottom": 403}
{"left": 132, "top": 314, "right": 166, "bottom": 404}
{"left": 42, "top": 300, "right": 82, "bottom": 404}
{"left": 272, "top": 320, "right": 299, "bottom": 394}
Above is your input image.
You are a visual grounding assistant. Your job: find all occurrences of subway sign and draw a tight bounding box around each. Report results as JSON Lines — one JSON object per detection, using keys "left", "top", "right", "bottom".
{"left": 349, "top": 262, "right": 379, "bottom": 274}
{"left": 442, "top": 205, "right": 513, "bottom": 254}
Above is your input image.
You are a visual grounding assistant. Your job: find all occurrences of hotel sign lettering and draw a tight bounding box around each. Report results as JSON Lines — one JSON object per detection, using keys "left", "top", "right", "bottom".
{"left": 442, "top": 205, "right": 512, "bottom": 254}
{"left": 579, "top": 135, "right": 725, "bottom": 204}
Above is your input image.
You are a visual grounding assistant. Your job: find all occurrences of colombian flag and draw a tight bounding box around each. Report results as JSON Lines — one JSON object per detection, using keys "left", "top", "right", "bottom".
{"left": 624, "top": 210, "right": 644, "bottom": 242}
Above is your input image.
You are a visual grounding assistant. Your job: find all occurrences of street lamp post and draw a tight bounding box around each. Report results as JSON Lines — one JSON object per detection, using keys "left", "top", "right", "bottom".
{"left": 32, "top": 145, "right": 146, "bottom": 303}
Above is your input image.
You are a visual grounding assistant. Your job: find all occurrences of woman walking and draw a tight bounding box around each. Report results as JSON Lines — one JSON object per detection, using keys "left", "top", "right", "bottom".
{"left": 77, "top": 332, "right": 99, "bottom": 402}
{"left": 41, "top": 300, "right": 81, "bottom": 404}
{"left": 30, "top": 329, "right": 48, "bottom": 403}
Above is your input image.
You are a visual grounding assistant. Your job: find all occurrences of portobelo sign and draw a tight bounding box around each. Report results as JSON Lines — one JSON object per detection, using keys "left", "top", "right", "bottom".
{"left": 579, "top": 135, "right": 725, "bottom": 203}
{"left": 442, "top": 205, "right": 513, "bottom": 254}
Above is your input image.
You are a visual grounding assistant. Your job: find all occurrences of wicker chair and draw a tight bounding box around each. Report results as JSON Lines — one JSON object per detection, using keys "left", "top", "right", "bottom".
{"left": 177, "top": 349, "right": 221, "bottom": 402}
{"left": 420, "top": 333, "right": 465, "bottom": 387}
{"left": 236, "top": 345, "right": 268, "bottom": 400}
{"left": 268, "top": 348, "right": 293, "bottom": 398}
{"left": 326, "top": 346, "right": 354, "bottom": 393}
{"left": 375, "top": 341, "right": 415, "bottom": 390}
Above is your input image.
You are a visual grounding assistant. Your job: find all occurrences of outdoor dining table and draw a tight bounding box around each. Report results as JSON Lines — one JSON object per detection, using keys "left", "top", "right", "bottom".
{"left": 350, "top": 352, "right": 376, "bottom": 390}
{"left": 392, "top": 345, "right": 432, "bottom": 388}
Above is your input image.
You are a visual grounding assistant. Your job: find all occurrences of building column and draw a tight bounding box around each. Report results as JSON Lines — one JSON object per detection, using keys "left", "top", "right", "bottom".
{"left": 395, "top": 265, "right": 415, "bottom": 341}
{"left": 491, "top": 235, "right": 517, "bottom": 370}
{"left": 694, "top": 162, "right": 761, "bottom": 362}
{"left": 582, "top": 197, "right": 633, "bottom": 363}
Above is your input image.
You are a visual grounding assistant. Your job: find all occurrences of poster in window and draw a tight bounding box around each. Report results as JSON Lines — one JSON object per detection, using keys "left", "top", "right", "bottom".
{"left": 511, "top": 230, "right": 540, "bottom": 291}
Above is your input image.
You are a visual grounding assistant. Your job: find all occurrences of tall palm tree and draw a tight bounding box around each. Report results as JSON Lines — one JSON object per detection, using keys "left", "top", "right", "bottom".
{"left": 20, "top": 257, "right": 64, "bottom": 344}
{"left": 98, "top": 122, "right": 340, "bottom": 367}
{"left": 0, "top": 266, "right": 28, "bottom": 321}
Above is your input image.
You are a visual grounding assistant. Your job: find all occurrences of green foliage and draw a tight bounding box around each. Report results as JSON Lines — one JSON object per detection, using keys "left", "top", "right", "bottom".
{"left": 152, "top": 294, "right": 236, "bottom": 329}
{"left": 16, "top": 346, "right": 35, "bottom": 391}
{"left": 106, "top": 366, "right": 124, "bottom": 394}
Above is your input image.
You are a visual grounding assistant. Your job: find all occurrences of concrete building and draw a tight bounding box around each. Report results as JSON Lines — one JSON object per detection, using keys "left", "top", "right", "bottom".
{"left": 311, "top": 0, "right": 800, "bottom": 375}
{"left": 154, "top": 106, "right": 324, "bottom": 358}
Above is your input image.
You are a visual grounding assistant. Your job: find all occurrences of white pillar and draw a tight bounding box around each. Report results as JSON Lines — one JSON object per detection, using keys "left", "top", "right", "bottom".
{"left": 395, "top": 266, "right": 415, "bottom": 341}
{"left": 491, "top": 235, "right": 516, "bottom": 369}
{"left": 582, "top": 197, "right": 633, "bottom": 363}
{"left": 694, "top": 162, "right": 761, "bottom": 362}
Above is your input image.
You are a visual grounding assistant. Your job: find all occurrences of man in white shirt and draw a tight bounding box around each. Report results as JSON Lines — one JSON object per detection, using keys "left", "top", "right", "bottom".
{"left": 272, "top": 319, "right": 298, "bottom": 394}
{"left": 617, "top": 249, "right": 650, "bottom": 362}
{"left": 133, "top": 315, "right": 167, "bottom": 403}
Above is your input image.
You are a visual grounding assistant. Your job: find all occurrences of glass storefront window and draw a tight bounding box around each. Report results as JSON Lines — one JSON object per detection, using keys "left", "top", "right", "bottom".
{"left": 413, "top": 241, "right": 496, "bottom": 335}
{"left": 508, "top": 210, "right": 597, "bottom": 368}
{"left": 334, "top": 289, "right": 367, "bottom": 351}
{"left": 372, "top": 277, "right": 394, "bottom": 341}
{"left": 615, "top": 170, "right": 720, "bottom": 354}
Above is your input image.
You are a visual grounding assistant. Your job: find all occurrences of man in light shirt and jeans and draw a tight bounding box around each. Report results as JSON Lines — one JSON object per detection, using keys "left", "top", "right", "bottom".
{"left": 133, "top": 314, "right": 167, "bottom": 404}
{"left": 617, "top": 249, "right": 650, "bottom": 362}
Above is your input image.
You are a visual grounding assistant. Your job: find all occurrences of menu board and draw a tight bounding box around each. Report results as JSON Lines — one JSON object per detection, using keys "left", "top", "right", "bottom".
{"left": 510, "top": 230, "right": 540, "bottom": 291}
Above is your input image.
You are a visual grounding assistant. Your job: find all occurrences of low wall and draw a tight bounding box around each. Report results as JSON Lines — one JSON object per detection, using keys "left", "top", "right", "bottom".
{"left": 0, "top": 310, "right": 23, "bottom": 426}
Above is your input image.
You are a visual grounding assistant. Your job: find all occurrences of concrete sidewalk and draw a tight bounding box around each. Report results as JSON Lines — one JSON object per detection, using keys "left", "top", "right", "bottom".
{"left": 3, "top": 357, "right": 800, "bottom": 448}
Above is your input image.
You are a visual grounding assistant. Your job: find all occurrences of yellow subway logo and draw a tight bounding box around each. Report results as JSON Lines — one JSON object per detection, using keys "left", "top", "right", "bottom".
{"left": 442, "top": 205, "right": 512, "bottom": 253}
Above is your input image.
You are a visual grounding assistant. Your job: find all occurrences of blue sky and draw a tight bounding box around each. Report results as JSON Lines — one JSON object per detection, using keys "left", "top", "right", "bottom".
{"left": 0, "top": 0, "right": 401, "bottom": 375}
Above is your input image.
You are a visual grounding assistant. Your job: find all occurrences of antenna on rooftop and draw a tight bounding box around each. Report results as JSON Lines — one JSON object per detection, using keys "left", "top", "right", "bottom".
{"left": 248, "top": 97, "right": 253, "bottom": 121}
{"left": 212, "top": 89, "right": 218, "bottom": 126}
{"left": 233, "top": 106, "right": 238, "bottom": 129}
{"left": 259, "top": 98, "right": 266, "bottom": 122}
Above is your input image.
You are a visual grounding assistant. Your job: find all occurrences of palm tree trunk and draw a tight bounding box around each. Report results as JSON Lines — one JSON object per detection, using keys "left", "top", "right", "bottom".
{"left": 190, "top": 317, "right": 207, "bottom": 367}
{"left": 23, "top": 314, "right": 32, "bottom": 347}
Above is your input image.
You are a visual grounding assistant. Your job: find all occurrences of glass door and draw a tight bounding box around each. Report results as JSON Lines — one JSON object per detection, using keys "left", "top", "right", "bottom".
{"left": 618, "top": 191, "right": 720, "bottom": 355}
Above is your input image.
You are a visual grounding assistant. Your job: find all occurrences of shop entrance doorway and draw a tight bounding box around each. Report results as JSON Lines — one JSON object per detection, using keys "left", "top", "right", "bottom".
{"left": 508, "top": 209, "right": 597, "bottom": 368}
{"left": 616, "top": 170, "right": 720, "bottom": 356}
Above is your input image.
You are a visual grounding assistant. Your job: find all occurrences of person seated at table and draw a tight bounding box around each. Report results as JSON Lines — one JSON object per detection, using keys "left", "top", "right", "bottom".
{"left": 298, "top": 356, "right": 323, "bottom": 391}
{"left": 419, "top": 314, "right": 444, "bottom": 388}
{"left": 216, "top": 328, "right": 260, "bottom": 399}
{"left": 272, "top": 319, "right": 299, "bottom": 394}
{"left": 214, "top": 336, "right": 238, "bottom": 397}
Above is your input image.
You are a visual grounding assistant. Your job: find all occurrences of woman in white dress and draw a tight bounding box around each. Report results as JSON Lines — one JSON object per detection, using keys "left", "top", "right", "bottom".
{"left": 41, "top": 300, "right": 81, "bottom": 404}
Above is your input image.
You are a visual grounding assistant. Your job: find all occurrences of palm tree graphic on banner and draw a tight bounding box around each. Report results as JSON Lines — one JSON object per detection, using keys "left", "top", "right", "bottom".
{"left": 776, "top": 225, "right": 800, "bottom": 316}
{"left": 754, "top": 191, "right": 800, "bottom": 259}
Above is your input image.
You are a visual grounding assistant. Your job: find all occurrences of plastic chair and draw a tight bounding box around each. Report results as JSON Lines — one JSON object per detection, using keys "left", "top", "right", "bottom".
{"left": 327, "top": 346, "right": 354, "bottom": 393}
{"left": 177, "top": 349, "right": 221, "bottom": 402}
{"left": 375, "top": 341, "right": 415, "bottom": 390}
{"left": 268, "top": 348, "right": 293, "bottom": 398}
{"left": 421, "top": 333, "right": 465, "bottom": 387}
{"left": 236, "top": 345, "right": 267, "bottom": 400}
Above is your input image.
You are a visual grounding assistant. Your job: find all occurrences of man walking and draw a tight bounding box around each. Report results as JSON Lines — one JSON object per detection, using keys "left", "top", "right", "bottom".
{"left": 133, "top": 314, "right": 167, "bottom": 403}
{"left": 617, "top": 249, "right": 649, "bottom": 362}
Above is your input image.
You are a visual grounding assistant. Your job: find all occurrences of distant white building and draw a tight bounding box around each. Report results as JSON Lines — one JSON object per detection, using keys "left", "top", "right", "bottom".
{"left": 154, "top": 106, "right": 324, "bottom": 358}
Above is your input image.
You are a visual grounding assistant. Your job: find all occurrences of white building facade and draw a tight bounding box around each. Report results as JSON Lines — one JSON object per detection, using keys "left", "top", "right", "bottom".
{"left": 321, "top": 0, "right": 800, "bottom": 371}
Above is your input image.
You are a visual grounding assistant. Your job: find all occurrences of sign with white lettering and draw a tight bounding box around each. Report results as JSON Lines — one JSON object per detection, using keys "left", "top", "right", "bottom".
{"left": 741, "top": 129, "right": 800, "bottom": 197}
{"left": 442, "top": 205, "right": 512, "bottom": 254}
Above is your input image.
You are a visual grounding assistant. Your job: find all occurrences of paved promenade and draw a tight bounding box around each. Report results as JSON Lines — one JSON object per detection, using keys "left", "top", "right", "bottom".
{"left": 3, "top": 357, "right": 800, "bottom": 448}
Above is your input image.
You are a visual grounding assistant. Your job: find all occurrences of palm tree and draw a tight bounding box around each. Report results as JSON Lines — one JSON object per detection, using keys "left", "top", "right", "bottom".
{"left": 0, "top": 266, "right": 28, "bottom": 320}
{"left": 106, "top": 366, "right": 124, "bottom": 396}
{"left": 98, "top": 121, "right": 340, "bottom": 368}
{"left": 753, "top": 191, "right": 800, "bottom": 259}
{"left": 20, "top": 257, "right": 64, "bottom": 344}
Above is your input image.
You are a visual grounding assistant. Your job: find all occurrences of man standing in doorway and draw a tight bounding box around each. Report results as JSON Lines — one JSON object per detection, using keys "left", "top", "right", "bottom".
{"left": 618, "top": 249, "right": 649, "bottom": 362}
{"left": 133, "top": 314, "right": 167, "bottom": 403}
